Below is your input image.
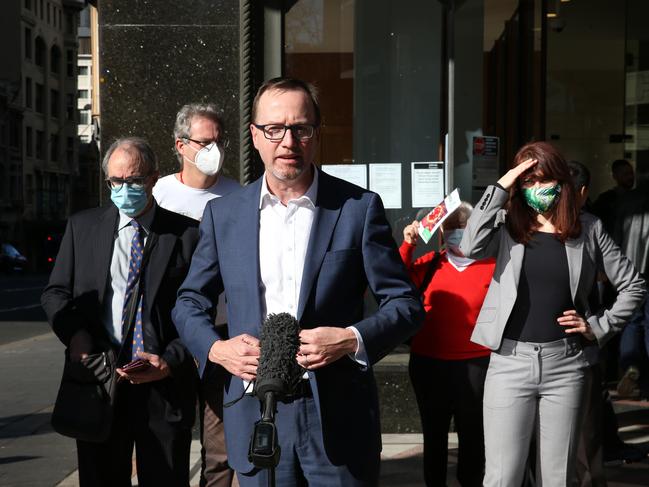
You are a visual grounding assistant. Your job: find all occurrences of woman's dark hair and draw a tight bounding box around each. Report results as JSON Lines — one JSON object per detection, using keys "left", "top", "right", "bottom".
{"left": 506, "top": 141, "right": 581, "bottom": 244}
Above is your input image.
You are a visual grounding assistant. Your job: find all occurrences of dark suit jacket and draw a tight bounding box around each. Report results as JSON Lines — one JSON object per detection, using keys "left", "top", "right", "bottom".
{"left": 173, "top": 169, "right": 424, "bottom": 477}
{"left": 42, "top": 202, "right": 200, "bottom": 429}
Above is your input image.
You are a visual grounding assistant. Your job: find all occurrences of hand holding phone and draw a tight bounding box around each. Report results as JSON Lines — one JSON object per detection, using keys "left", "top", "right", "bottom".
{"left": 121, "top": 358, "right": 150, "bottom": 373}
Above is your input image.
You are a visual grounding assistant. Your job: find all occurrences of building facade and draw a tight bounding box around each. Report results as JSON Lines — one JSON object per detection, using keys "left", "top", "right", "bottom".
{"left": 1, "top": 0, "right": 86, "bottom": 268}
{"left": 97, "top": 0, "right": 649, "bottom": 246}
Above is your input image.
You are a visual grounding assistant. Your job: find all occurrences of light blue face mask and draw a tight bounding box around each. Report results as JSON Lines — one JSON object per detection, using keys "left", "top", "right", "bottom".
{"left": 110, "top": 184, "right": 149, "bottom": 217}
{"left": 444, "top": 228, "right": 464, "bottom": 255}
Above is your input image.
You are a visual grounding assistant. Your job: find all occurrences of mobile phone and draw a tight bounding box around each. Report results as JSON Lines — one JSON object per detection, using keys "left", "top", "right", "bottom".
{"left": 121, "top": 358, "right": 150, "bottom": 373}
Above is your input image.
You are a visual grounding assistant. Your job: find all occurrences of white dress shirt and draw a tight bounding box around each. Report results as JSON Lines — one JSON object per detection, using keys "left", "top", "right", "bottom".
{"left": 102, "top": 205, "right": 155, "bottom": 344}
{"left": 258, "top": 170, "right": 367, "bottom": 368}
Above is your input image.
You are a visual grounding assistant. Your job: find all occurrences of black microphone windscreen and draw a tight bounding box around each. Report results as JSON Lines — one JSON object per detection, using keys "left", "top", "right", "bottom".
{"left": 256, "top": 313, "right": 302, "bottom": 396}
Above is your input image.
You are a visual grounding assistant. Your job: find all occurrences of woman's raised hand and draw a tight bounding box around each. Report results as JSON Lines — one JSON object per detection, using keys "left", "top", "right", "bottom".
{"left": 403, "top": 220, "right": 420, "bottom": 245}
{"left": 497, "top": 158, "right": 538, "bottom": 190}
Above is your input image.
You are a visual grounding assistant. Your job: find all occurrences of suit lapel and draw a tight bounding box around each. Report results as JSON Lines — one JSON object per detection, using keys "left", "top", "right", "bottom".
{"left": 143, "top": 209, "right": 166, "bottom": 304}
{"left": 96, "top": 205, "right": 118, "bottom": 302}
{"left": 240, "top": 179, "right": 263, "bottom": 330}
{"left": 297, "top": 171, "right": 341, "bottom": 321}
{"left": 565, "top": 234, "right": 584, "bottom": 302}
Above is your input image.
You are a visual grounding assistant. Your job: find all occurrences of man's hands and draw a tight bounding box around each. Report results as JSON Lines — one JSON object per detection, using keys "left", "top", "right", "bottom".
{"left": 208, "top": 334, "right": 260, "bottom": 381}
{"left": 208, "top": 327, "right": 359, "bottom": 378}
{"left": 403, "top": 220, "right": 420, "bottom": 246}
{"left": 69, "top": 329, "right": 93, "bottom": 361}
{"left": 116, "top": 352, "right": 171, "bottom": 384}
{"left": 497, "top": 158, "right": 537, "bottom": 190}
{"left": 558, "top": 310, "right": 596, "bottom": 341}
{"left": 297, "top": 327, "right": 358, "bottom": 370}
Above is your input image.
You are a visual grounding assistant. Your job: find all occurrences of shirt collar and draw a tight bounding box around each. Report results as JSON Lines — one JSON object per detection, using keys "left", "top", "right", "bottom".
{"left": 117, "top": 200, "right": 156, "bottom": 234}
{"left": 259, "top": 167, "right": 319, "bottom": 209}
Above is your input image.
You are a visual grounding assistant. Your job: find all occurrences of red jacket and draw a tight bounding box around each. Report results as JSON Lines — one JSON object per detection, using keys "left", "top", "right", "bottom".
{"left": 400, "top": 242, "right": 495, "bottom": 360}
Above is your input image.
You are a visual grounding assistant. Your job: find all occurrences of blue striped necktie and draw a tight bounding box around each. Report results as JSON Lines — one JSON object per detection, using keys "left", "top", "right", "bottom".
{"left": 122, "top": 219, "right": 145, "bottom": 360}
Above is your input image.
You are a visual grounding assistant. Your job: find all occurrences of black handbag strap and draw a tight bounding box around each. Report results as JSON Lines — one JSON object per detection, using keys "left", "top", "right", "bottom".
{"left": 418, "top": 251, "right": 443, "bottom": 294}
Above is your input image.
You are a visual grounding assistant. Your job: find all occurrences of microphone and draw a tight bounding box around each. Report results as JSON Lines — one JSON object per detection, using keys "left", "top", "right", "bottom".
{"left": 249, "top": 312, "right": 302, "bottom": 470}
{"left": 255, "top": 312, "right": 302, "bottom": 401}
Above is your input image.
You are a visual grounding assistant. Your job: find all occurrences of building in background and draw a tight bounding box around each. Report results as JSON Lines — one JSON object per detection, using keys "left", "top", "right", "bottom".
{"left": 76, "top": 3, "right": 100, "bottom": 211}
{"left": 0, "top": 0, "right": 86, "bottom": 270}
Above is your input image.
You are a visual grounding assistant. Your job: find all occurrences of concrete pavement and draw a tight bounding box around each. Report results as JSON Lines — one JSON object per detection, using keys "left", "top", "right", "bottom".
{"left": 1, "top": 330, "right": 648, "bottom": 486}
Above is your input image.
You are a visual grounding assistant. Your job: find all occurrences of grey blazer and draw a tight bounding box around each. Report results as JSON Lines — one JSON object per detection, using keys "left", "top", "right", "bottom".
{"left": 460, "top": 185, "right": 647, "bottom": 351}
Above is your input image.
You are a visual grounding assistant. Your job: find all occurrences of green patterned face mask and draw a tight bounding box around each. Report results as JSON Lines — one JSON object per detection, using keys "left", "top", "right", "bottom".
{"left": 523, "top": 184, "right": 561, "bottom": 213}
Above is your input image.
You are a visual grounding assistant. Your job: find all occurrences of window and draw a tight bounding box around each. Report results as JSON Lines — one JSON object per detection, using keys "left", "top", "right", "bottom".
{"left": 50, "top": 45, "right": 61, "bottom": 74}
{"left": 39, "top": 0, "right": 43, "bottom": 20}
{"left": 50, "top": 134, "right": 59, "bottom": 162}
{"left": 26, "top": 174, "right": 33, "bottom": 204}
{"left": 35, "top": 37, "right": 45, "bottom": 67}
{"left": 78, "top": 66, "right": 89, "bottom": 76}
{"left": 24, "top": 0, "right": 32, "bottom": 10}
{"left": 35, "top": 83, "right": 44, "bottom": 113}
{"left": 47, "top": 2, "right": 50, "bottom": 24}
{"left": 24, "top": 27, "right": 32, "bottom": 59}
{"left": 25, "top": 77, "right": 32, "bottom": 108}
{"left": 26, "top": 127, "right": 33, "bottom": 157}
{"left": 66, "top": 12, "right": 74, "bottom": 35}
{"left": 66, "top": 137, "right": 74, "bottom": 164}
{"left": 50, "top": 89, "right": 59, "bottom": 118}
{"left": 66, "top": 50, "right": 74, "bottom": 77}
{"left": 78, "top": 109, "right": 90, "bottom": 125}
{"left": 66, "top": 94, "right": 74, "bottom": 120}
{"left": 36, "top": 130, "right": 44, "bottom": 159}
{"left": 78, "top": 89, "right": 89, "bottom": 99}
{"left": 9, "top": 119, "right": 20, "bottom": 148}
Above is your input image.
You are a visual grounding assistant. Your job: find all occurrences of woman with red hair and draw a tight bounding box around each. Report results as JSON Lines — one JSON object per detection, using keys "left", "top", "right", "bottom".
{"left": 460, "top": 141, "right": 646, "bottom": 486}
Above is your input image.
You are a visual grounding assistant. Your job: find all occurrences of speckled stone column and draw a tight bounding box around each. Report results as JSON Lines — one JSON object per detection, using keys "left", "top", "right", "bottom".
{"left": 98, "top": 0, "right": 245, "bottom": 181}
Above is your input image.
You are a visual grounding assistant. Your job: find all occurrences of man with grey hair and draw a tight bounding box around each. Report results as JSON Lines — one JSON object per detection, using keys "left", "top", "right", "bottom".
{"left": 42, "top": 137, "right": 200, "bottom": 486}
{"left": 153, "top": 103, "right": 240, "bottom": 487}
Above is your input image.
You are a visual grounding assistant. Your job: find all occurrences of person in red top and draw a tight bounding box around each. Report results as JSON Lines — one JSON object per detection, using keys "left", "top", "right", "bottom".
{"left": 400, "top": 202, "right": 495, "bottom": 487}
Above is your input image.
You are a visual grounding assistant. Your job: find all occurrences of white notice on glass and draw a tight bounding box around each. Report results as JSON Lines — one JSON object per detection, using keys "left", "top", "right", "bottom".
{"left": 321, "top": 164, "right": 367, "bottom": 189}
{"left": 411, "top": 162, "right": 445, "bottom": 208}
{"left": 369, "top": 163, "right": 402, "bottom": 209}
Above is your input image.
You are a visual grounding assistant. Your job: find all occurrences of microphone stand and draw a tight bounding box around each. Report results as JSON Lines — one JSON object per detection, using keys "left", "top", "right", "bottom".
{"left": 262, "top": 392, "right": 276, "bottom": 487}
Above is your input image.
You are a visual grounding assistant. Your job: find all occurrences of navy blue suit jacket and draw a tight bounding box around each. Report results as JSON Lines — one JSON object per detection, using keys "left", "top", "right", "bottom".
{"left": 173, "top": 169, "right": 423, "bottom": 477}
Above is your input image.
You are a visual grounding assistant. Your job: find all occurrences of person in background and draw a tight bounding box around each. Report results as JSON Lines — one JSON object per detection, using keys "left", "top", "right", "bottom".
{"left": 615, "top": 170, "right": 649, "bottom": 401}
{"left": 400, "top": 202, "right": 495, "bottom": 486}
{"left": 153, "top": 103, "right": 240, "bottom": 487}
{"left": 592, "top": 159, "right": 635, "bottom": 237}
{"left": 460, "top": 142, "right": 646, "bottom": 486}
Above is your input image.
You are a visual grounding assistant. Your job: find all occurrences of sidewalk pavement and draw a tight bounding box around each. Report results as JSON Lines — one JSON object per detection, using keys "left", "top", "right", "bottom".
{"left": 1, "top": 331, "right": 647, "bottom": 486}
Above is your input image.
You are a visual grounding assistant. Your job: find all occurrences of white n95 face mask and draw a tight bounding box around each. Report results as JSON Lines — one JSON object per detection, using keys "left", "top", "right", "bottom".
{"left": 185, "top": 142, "right": 224, "bottom": 176}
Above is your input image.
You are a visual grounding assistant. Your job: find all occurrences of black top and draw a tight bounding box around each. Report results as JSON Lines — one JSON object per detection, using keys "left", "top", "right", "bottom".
{"left": 503, "top": 231, "right": 574, "bottom": 343}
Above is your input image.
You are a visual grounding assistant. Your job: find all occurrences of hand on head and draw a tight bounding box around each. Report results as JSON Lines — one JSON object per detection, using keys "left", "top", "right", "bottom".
{"left": 497, "top": 158, "right": 538, "bottom": 190}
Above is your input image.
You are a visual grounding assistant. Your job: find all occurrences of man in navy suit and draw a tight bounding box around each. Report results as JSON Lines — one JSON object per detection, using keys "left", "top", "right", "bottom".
{"left": 173, "top": 77, "right": 423, "bottom": 486}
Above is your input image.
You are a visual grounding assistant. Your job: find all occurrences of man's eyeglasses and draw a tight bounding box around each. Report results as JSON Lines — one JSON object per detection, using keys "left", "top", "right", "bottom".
{"left": 183, "top": 137, "right": 230, "bottom": 150}
{"left": 105, "top": 176, "right": 150, "bottom": 191}
{"left": 253, "top": 124, "right": 317, "bottom": 142}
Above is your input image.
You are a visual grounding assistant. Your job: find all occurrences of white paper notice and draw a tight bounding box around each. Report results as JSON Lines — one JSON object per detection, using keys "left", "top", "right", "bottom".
{"left": 321, "top": 164, "right": 367, "bottom": 189}
{"left": 369, "top": 163, "right": 402, "bottom": 209}
{"left": 411, "top": 162, "right": 445, "bottom": 208}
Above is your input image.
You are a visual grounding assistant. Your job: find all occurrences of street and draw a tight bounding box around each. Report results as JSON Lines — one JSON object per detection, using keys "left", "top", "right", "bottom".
{"left": 0, "top": 273, "right": 648, "bottom": 486}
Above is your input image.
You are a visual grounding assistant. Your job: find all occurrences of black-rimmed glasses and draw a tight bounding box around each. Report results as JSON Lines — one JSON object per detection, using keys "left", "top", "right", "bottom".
{"left": 253, "top": 124, "right": 317, "bottom": 141}
{"left": 105, "top": 176, "right": 150, "bottom": 191}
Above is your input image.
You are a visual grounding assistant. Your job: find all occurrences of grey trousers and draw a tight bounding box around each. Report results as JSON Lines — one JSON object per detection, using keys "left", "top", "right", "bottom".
{"left": 483, "top": 337, "right": 588, "bottom": 487}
